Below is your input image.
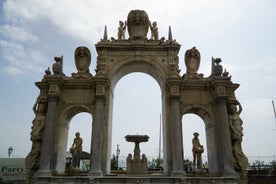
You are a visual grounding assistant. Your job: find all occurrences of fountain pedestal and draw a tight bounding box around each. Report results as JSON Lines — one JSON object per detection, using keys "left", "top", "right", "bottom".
{"left": 125, "top": 135, "right": 149, "bottom": 174}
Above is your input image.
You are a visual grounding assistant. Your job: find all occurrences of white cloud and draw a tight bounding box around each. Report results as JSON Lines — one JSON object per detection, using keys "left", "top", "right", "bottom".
{"left": 0, "top": 24, "right": 38, "bottom": 43}
{"left": 3, "top": 66, "right": 25, "bottom": 77}
{"left": 0, "top": 40, "right": 26, "bottom": 65}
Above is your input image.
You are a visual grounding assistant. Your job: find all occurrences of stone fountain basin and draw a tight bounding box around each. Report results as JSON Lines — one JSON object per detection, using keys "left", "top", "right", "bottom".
{"left": 125, "top": 135, "right": 149, "bottom": 143}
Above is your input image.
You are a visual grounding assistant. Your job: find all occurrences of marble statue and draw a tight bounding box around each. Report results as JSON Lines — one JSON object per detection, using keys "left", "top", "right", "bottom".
{"left": 150, "top": 21, "right": 159, "bottom": 40}
{"left": 227, "top": 100, "right": 248, "bottom": 175}
{"left": 70, "top": 132, "right": 83, "bottom": 168}
{"left": 25, "top": 96, "right": 47, "bottom": 183}
{"left": 118, "top": 20, "right": 126, "bottom": 39}
{"left": 192, "top": 132, "right": 204, "bottom": 170}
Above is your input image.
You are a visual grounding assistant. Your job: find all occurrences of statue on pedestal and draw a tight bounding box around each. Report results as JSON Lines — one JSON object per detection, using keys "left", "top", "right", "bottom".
{"left": 70, "top": 132, "right": 83, "bottom": 168}
{"left": 192, "top": 132, "right": 204, "bottom": 170}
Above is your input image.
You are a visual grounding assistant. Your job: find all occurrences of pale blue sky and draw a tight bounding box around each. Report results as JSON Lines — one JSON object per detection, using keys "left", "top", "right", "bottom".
{"left": 0, "top": 0, "right": 275, "bottom": 160}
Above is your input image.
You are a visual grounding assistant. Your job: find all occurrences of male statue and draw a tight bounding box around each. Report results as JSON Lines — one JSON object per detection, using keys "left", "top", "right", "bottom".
{"left": 192, "top": 132, "right": 204, "bottom": 170}
{"left": 70, "top": 132, "right": 83, "bottom": 168}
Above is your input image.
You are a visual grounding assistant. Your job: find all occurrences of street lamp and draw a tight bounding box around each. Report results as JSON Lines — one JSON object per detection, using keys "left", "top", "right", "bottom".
{"left": 8, "top": 146, "right": 13, "bottom": 157}
{"left": 116, "top": 144, "right": 120, "bottom": 170}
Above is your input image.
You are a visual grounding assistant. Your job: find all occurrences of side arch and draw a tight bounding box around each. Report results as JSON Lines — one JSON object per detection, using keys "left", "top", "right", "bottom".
{"left": 54, "top": 105, "right": 94, "bottom": 173}
{"left": 181, "top": 105, "right": 219, "bottom": 174}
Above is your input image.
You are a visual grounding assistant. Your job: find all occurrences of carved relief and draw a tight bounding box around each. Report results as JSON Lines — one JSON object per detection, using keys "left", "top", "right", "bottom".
{"left": 95, "top": 56, "right": 107, "bottom": 76}
{"left": 49, "top": 84, "right": 60, "bottom": 96}
{"left": 170, "top": 85, "right": 180, "bottom": 96}
{"left": 96, "top": 84, "right": 106, "bottom": 96}
{"left": 168, "top": 50, "right": 180, "bottom": 77}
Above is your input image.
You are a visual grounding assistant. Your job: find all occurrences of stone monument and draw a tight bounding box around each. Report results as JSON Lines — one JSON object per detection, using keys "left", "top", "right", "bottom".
{"left": 25, "top": 9, "right": 247, "bottom": 184}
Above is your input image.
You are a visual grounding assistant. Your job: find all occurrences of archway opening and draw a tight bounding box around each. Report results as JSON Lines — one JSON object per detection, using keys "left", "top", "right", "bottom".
{"left": 66, "top": 112, "right": 92, "bottom": 171}
{"left": 182, "top": 113, "right": 207, "bottom": 171}
{"left": 112, "top": 72, "right": 162, "bottom": 170}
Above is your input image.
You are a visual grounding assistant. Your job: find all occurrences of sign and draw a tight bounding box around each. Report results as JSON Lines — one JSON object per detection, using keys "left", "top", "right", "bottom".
{"left": 0, "top": 158, "right": 25, "bottom": 181}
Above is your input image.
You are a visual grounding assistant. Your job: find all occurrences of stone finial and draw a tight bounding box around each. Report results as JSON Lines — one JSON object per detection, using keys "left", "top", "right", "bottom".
{"left": 168, "top": 26, "right": 173, "bottom": 41}
{"left": 52, "top": 55, "right": 63, "bottom": 75}
{"left": 44, "top": 67, "right": 51, "bottom": 75}
{"left": 127, "top": 10, "right": 150, "bottom": 40}
{"left": 103, "top": 25, "right": 108, "bottom": 41}
{"left": 212, "top": 57, "right": 223, "bottom": 76}
{"left": 184, "top": 47, "right": 201, "bottom": 74}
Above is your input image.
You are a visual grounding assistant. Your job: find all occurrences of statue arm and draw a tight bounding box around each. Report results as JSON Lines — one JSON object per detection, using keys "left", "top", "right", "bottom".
{"left": 32, "top": 101, "right": 38, "bottom": 114}
{"left": 237, "top": 102, "right": 242, "bottom": 115}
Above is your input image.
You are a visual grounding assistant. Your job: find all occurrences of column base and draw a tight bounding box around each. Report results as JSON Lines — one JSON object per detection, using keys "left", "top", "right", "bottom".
{"left": 88, "top": 169, "right": 103, "bottom": 178}
{"left": 171, "top": 169, "right": 186, "bottom": 176}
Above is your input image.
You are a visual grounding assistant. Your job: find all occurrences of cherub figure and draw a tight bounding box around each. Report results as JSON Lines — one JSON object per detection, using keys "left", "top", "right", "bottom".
{"left": 118, "top": 20, "right": 126, "bottom": 39}
{"left": 150, "top": 21, "right": 159, "bottom": 40}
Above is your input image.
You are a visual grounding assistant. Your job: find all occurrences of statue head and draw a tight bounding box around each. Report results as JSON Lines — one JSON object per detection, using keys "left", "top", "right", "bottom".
{"left": 75, "top": 132, "right": 80, "bottom": 137}
{"left": 193, "top": 132, "right": 199, "bottom": 137}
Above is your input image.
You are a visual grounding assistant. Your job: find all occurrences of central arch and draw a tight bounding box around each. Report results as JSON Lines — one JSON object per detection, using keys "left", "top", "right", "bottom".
{"left": 104, "top": 58, "right": 168, "bottom": 173}
{"left": 112, "top": 72, "right": 162, "bottom": 166}
{"left": 109, "top": 57, "right": 167, "bottom": 91}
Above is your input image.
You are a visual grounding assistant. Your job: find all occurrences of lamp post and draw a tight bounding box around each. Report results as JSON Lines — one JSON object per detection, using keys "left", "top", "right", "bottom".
{"left": 116, "top": 144, "right": 120, "bottom": 170}
{"left": 8, "top": 146, "right": 13, "bottom": 157}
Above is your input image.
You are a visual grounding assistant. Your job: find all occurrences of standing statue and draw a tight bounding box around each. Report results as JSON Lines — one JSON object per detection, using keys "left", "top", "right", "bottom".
{"left": 192, "top": 132, "right": 204, "bottom": 170}
{"left": 227, "top": 100, "right": 248, "bottom": 176}
{"left": 118, "top": 20, "right": 126, "bottom": 40}
{"left": 25, "top": 96, "right": 47, "bottom": 184}
{"left": 150, "top": 21, "right": 159, "bottom": 40}
{"left": 70, "top": 132, "right": 83, "bottom": 168}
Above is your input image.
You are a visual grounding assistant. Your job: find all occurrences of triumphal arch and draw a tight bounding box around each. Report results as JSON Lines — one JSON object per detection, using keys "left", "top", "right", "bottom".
{"left": 26, "top": 10, "right": 248, "bottom": 184}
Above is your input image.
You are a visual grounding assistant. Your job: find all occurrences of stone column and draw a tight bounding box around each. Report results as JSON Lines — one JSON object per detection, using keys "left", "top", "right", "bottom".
{"left": 215, "top": 99, "right": 236, "bottom": 175}
{"left": 169, "top": 85, "right": 184, "bottom": 175}
{"left": 37, "top": 86, "right": 59, "bottom": 175}
{"left": 89, "top": 84, "right": 105, "bottom": 176}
